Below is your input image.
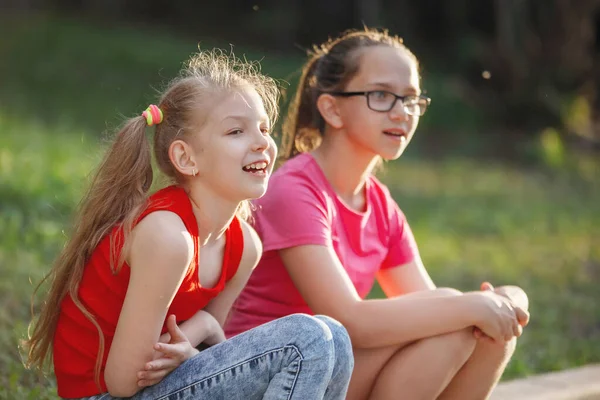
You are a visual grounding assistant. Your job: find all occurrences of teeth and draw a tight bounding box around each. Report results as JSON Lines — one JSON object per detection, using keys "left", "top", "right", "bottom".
{"left": 244, "top": 162, "right": 268, "bottom": 170}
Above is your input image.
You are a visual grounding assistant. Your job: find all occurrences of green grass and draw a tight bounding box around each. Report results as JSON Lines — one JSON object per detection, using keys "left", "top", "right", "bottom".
{"left": 1, "top": 12, "right": 599, "bottom": 398}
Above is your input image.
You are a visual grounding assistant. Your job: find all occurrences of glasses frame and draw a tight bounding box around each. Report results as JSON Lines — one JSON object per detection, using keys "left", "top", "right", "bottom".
{"left": 328, "top": 90, "right": 431, "bottom": 116}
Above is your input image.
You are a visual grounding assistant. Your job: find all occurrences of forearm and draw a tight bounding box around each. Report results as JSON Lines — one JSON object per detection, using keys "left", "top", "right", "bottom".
{"left": 159, "top": 310, "right": 220, "bottom": 347}
{"left": 345, "top": 294, "right": 477, "bottom": 349}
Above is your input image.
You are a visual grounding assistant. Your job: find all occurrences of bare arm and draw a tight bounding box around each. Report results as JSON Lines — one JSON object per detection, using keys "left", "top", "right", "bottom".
{"left": 203, "top": 219, "right": 262, "bottom": 328}
{"left": 376, "top": 256, "right": 436, "bottom": 296}
{"left": 280, "top": 245, "right": 491, "bottom": 349}
{"left": 104, "top": 211, "right": 194, "bottom": 397}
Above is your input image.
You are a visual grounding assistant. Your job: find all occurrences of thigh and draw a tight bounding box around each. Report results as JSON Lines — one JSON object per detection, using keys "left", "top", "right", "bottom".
{"left": 347, "top": 344, "right": 406, "bottom": 400}
{"left": 347, "top": 288, "right": 462, "bottom": 400}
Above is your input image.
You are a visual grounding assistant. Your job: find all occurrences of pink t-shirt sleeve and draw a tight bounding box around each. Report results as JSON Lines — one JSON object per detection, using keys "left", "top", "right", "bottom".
{"left": 380, "top": 198, "right": 420, "bottom": 270}
{"left": 254, "top": 176, "right": 332, "bottom": 252}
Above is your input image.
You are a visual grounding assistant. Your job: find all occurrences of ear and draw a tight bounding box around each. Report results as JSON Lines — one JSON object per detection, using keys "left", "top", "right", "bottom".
{"left": 316, "top": 93, "right": 344, "bottom": 129}
{"left": 169, "top": 139, "right": 198, "bottom": 177}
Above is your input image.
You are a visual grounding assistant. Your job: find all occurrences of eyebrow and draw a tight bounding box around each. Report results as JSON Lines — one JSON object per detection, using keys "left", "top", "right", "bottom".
{"left": 221, "top": 115, "right": 270, "bottom": 124}
{"left": 366, "top": 82, "right": 419, "bottom": 95}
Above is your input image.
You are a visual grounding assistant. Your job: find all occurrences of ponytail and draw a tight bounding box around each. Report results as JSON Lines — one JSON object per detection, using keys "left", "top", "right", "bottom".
{"left": 281, "top": 52, "right": 324, "bottom": 160}
{"left": 26, "top": 115, "right": 153, "bottom": 388}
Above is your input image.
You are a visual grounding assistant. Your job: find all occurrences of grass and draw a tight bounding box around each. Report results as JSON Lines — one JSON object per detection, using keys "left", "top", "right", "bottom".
{"left": 1, "top": 12, "right": 599, "bottom": 398}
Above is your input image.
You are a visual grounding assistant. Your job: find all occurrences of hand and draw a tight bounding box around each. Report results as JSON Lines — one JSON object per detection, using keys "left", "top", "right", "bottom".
{"left": 489, "top": 283, "right": 530, "bottom": 327}
{"left": 156, "top": 310, "right": 226, "bottom": 347}
{"left": 468, "top": 287, "right": 521, "bottom": 343}
{"left": 472, "top": 283, "right": 496, "bottom": 343}
{"left": 137, "top": 314, "right": 200, "bottom": 388}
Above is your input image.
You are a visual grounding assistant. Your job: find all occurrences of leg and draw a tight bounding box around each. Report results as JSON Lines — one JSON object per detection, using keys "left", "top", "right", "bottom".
{"left": 314, "top": 315, "right": 355, "bottom": 399}
{"left": 94, "top": 314, "right": 352, "bottom": 400}
{"left": 438, "top": 338, "right": 517, "bottom": 400}
{"left": 369, "top": 328, "right": 476, "bottom": 400}
{"left": 346, "top": 288, "right": 474, "bottom": 400}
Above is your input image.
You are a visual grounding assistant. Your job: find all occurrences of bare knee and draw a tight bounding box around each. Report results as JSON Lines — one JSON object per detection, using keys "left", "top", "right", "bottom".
{"left": 475, "top": 337, "right": 517, "bottom": 366}
{"left": 422, "top": 328, "right": 477, "bottom": 362}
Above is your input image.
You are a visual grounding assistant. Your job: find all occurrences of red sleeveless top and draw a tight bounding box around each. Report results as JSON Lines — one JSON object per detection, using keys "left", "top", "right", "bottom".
{"left": 53, "top": 185, "right": 244, "bottom": 398}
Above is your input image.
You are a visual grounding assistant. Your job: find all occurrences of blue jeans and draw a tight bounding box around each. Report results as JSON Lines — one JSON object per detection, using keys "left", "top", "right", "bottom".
{"left": 76, "top": 314, "right": 353, "bottom": 400}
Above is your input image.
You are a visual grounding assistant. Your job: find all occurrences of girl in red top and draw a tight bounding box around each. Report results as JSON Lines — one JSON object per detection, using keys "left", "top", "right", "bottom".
{"left": 25, "top": 50, "right": 353, "bottom": 400}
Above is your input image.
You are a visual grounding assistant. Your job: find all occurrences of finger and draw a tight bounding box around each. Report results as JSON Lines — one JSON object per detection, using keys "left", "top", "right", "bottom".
{"left": 512, "top": 319, "right": 522, "bottom": 338}
{"left": 505, "top": 320, "right": 517, "bottom": 341}
{"left": 515, "top": 307, "right": 530, "bottom": 327}
{"left": 138, "top": 367, "right": 173, "bottom": 382}
{"left": 165, "top": 314, "right": 187, "bottom": 343}
{"left": 481, "top": 281, "right": 494, "bottom": 291}
{"left": 145, "top": 357, "right": 180, "bottom": 371}
{"left": 138, "top": 378, "right": 162, "bottom": 388}
{"left": 154, "top": 342, "right": 187, "bottom": 359}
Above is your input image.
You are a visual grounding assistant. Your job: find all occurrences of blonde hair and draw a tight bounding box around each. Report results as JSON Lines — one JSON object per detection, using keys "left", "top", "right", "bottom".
{"left": 25, "top": 49, "right": 280, "bottom": 388}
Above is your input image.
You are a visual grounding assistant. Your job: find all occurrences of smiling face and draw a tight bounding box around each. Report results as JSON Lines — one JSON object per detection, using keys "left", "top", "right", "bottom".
{"left": 174, "top": 86, "right": 277, "bottom": 202}
{"left": 334, "top": 45, "right": 422, "bottom": 160}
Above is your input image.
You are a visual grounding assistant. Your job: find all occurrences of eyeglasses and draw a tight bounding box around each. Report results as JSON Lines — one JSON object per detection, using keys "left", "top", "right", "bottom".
{"left": 328, "top": 90, "right": 431, "bottom": 116}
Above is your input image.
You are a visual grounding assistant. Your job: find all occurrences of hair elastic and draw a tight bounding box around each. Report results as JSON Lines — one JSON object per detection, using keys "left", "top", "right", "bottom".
{"left": 142, "top": 104, "right": 163, "bottom": 126}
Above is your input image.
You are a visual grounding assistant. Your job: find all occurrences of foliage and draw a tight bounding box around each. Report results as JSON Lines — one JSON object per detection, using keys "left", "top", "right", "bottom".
{"left": 1, "top": 13, "right": 598, "bottom": 398}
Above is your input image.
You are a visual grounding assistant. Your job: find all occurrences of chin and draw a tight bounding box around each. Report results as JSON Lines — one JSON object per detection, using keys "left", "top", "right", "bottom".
{"left": 381, "top": 148, "right": 405, "bottom": 161}
{"left": 242, "top": 184, "right": 269, "bottom": 200}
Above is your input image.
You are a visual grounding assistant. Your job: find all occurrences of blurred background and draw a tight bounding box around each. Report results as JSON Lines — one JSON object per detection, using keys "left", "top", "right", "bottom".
{"left": 0, "top": 0, "right": 599, "bottom": 398}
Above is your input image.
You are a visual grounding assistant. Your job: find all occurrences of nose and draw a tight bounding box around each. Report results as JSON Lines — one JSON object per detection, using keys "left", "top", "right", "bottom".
{"left": 251, "top": 128, "right": 271, "bottom": 152}
{"left": 389, "top": 100, "right": 409, "bottom": 121}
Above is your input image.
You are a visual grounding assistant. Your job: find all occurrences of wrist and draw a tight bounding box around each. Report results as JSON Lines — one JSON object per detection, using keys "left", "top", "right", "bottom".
{"left": 460, "top": 292, "right": 486, "bottom": 327}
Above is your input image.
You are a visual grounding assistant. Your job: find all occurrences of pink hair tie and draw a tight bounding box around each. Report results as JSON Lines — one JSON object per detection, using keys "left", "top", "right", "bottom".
{"left": 142, "top": 104, "right": 163, "bottom": 126}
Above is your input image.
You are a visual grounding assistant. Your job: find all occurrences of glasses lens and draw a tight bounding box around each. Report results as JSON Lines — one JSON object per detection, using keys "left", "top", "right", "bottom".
{"left": 367, "top": 91, "right": 396, "bottom": 111}
{"left": 404, "top": 95, "right": 429, "bottom": 116}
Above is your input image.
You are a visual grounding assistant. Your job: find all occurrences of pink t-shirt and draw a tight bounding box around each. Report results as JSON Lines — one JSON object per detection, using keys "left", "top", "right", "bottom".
{"left": 225, "top": 153, "right": 419, "bottom": 336}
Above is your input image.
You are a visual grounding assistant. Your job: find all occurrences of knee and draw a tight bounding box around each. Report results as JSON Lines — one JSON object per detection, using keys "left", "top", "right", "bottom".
{"left": 315, "top": 315, "right": 354, "bottom": 380}
{"left": 314, "top": 315, "right": 352, "bottom": 348}
{"left": 476, "top": 336, "right": 517, "bottom": 366}
{"left": 314, "top": 315, "right": 354, "bottom": 366}
{"left": 280, "top": 313, "right": 337, "bottom": 353}
{"left": 435, "top": 328, "right": 478, "bottom": 360}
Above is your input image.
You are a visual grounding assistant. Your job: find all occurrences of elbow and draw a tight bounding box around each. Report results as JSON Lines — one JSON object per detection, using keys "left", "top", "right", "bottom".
{"left": 105, "top": 370, "right": 140, "bottom": 398}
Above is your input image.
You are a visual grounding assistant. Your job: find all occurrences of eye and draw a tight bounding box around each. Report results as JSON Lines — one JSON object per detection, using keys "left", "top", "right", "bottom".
{"left": 372, "top": 90, "right": 389, "bottom": 100}
{"left": 260, "top": 126, "right": 271, "bottom": 135}
{"left": 228, "top": 129, "right": 243, "bottom": 135}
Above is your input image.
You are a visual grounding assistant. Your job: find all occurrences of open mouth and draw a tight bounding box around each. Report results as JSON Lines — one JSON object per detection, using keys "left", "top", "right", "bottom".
{"left": 242, "top": 161, "right": 269, "bottom": 176}
{"left": 383, "top": 130, "right": 407, "bottom": 141}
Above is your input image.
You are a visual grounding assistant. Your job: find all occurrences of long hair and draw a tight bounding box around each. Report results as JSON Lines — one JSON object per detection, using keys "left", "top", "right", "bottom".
{"left": 282, "top": 27, "right": 419, "bottom": 160}
{"left": 25, "top": 49, "right": 280, "bottom": 387}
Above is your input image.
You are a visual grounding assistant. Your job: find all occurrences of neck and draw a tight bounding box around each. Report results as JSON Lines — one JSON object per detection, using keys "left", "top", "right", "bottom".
{"left": 182, "top": 182, "right": 238, "bottom": 246}
{"left": 311, "top": 127, "right": 379, "bottom": 204}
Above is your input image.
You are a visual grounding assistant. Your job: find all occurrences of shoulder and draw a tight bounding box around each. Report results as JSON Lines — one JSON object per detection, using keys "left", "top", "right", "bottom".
{"left": 259, "top": 155, "right": 331, "bottom": 208}
{"left": 128, "top": 211, "right": 194, "bottom": 272}
{"left": 238, "top": 218, "right": 262, "bottom": 272}
{"left": 368, "top": 175, "right": 402, "bottom": 210}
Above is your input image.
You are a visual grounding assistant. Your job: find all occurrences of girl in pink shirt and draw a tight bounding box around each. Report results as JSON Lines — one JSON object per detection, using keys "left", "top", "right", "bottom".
{"left": 226, "top": 28, "right": 530, "bottom": 400}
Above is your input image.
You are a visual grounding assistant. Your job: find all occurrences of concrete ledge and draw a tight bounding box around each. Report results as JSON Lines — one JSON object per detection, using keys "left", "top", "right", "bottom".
{"left": 491, "top": 364, "right": 600, "bottom": 400}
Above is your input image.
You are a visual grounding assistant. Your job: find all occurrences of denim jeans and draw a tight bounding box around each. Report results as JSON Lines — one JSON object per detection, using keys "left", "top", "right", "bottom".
{"left": 74, "top": 314, "right": 353, "bottom": 400}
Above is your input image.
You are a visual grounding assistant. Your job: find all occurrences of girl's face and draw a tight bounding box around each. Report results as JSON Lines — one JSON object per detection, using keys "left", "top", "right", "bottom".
{"left": 335, "top": 45, "right": 422, "bottom": 160}
{"left": 189, "top": 87, "right": 276, "bottom": 202}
